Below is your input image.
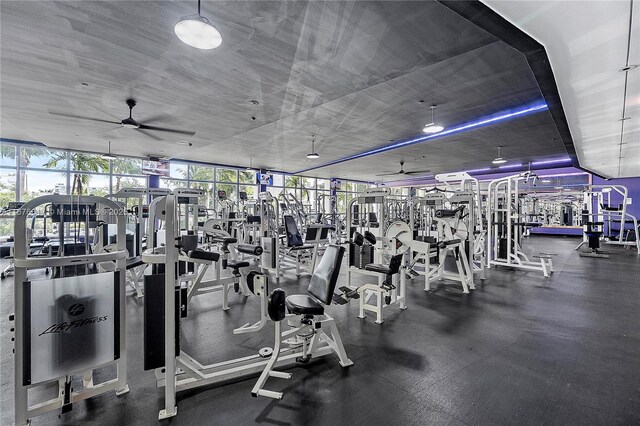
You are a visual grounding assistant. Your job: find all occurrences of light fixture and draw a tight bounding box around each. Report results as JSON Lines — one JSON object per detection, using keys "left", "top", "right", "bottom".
{"left": 174, "top": 0, "right": 222, "bottom": 50}
{"left": 423, "top": 105, "right": 445, "bottom": 134}
{"left": 531, "top": 157, "right": 571, "bottom": 166}
{"left": 101, "top": 141, "right": 117, "bottom": 160}
{"left": 492, "top": 146, "right": 507, "bottom": 164}
{"left": 245, "top": 158, "right": 257, "bottom": 172}
{"left": 306, "top": 135, "right": 319, "bottom": 159}
{"left": 292, "top": 101, "right": 548, "bottom": 175}
{"left": 541, "top": 179, "right": 552, "bottom": 183}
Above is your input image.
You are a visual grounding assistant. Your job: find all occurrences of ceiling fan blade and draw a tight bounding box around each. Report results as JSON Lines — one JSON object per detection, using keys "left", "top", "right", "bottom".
{"left": 375, "top": 171, "right": 402, "bottom": 177}
{"left": 138, "top": 124, "right": 196, "bottom": 136}
{"left": 134, "top": 128, "right": 163, "bottom": 141}
{"left": 139, "top": 113, "right": 173, "bottom": 124}
{"left": 404, "top": 169, "right": 432, "bottom": 175}
{"left": 48, "top": 110, "right": 121, "bottom": 125}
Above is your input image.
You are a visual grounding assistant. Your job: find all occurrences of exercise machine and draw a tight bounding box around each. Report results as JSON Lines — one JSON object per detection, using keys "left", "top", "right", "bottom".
{"left": 142, "top": 193, "right": 351, "bottom": 419}
{"left": 12, "top": 195, "right": 129, "bottom": 426}
{"left": 487, "top": 173, "right": 554, "bottom": 277}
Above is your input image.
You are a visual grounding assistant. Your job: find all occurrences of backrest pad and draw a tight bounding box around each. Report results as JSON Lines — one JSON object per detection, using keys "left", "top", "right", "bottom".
{"left": 388, "top": 253, "right": 403, "bottom": 275}
{"left": 308, "top": 245, "right": 345, "bottom": 305}
{"left": 284, "top": 215, "right": 304, "bottom": 247}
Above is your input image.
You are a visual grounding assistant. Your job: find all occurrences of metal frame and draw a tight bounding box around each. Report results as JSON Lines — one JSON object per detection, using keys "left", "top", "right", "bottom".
{"left": 487, "top": 173, "right": 553, "bottom": 277}
{"left": 144, "top": 194, "right": 351, "bottom": 419}
{"left": 13, "top": 195, "right": 129, "bottom": 426}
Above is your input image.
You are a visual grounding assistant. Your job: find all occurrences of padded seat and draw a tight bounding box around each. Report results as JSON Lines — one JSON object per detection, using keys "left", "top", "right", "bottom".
{"left": 289, "top": 245, "right": 315, "bottom": 251}
{"left": 227, "top": 260, "right": 250, "bottom": 269}
{"left": 364, "top": 263, "right": 392, "bottom": 275}
{"left": 285, "top": 294, "right": 324, "bottom": 315}
{"left": 126, "top": 256, "right": 145, "bottom": 269}
{"left": 188, "top": 249, "right": 220, "bottom": 262}
{"left": 214, "top": 237, "right": 238, "bottom": 244}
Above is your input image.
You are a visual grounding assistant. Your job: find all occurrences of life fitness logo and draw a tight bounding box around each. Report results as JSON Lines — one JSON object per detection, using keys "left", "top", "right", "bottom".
{"left": 38, "top": 303, "right": 108, "bottom": 336}
{"left": 67, "top": 303, "right": 85, "bottom": 316}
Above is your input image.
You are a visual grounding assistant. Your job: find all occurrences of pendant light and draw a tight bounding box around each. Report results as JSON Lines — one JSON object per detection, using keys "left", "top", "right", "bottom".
{"left": 306, "top": 134, "right": 319, "bottom": 159}
{"left": 423, "top": 105, "right": 445, "bottom": 134}
{"left": 101, "top": 141, "right": 117, "bottom": 160}
{"left": 492, "top": 146, "right": 507, "bottom": 164}
{"left": 245, "top": 158, "right": 257, "bottom": 172}
{"left": 175, "top": 0, "right": 222, "bottom": 50}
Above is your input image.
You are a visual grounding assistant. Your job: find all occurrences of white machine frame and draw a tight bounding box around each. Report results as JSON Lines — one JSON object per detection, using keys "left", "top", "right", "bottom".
{"left": 12, "top": 195, "right": 129, "bottom": 426}
{"left": 487, "top": 173, "right": 553, "bottom": 277}
{"left": 144, "top": 194, "right": 351, "bottom": 419}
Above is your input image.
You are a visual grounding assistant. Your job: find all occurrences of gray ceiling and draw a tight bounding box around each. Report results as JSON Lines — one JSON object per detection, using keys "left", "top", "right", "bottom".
{"left": 0, "top": 0, "right": 569, "bottom": 181}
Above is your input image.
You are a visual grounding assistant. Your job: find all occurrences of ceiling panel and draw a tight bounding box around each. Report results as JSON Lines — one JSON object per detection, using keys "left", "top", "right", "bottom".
{"left": 1, "top": 0, "right": 569, "bottom": 180}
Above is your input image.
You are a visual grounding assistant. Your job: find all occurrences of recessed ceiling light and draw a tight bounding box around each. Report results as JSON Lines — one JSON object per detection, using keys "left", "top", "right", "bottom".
{"left": 178, "top": 141, "right": 189, "bottom": 146}
{"left": 619, "top": 65, "right": 638, "bottom": 72}
{"left": 174, "top": 0, "right": 222, "bottom": 50}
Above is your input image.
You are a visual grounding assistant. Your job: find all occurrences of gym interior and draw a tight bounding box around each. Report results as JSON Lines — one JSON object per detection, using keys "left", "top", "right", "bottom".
{"left": 0, "top": 1, "right": 639, "bottom": 425}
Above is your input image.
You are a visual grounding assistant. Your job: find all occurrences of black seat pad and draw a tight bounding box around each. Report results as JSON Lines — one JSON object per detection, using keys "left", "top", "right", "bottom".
{"left": 214, "top": 237, "right": 237, "bottom": 244}
{"left": 364, "top": 263, "right": 392, "bottom": 275}
{"left": 126, "top": 256, "right": 145, "bottom": 269}
{"left": 289, "top": 245, "right": 314, "bottom": 251}
{"left": 188, "top": 249, "right": 220, "bottom": 262}
{"left": 285, "top": 294, "right": 324, "bottom": 315}
{"left": 227, "top": 260, "right": 250, "bottom": 269}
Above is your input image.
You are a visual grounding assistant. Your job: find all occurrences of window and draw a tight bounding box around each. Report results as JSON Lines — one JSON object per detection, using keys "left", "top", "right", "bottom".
{"left": 216, "top": 183, "right": 236, "bottom": 203}
{"left": 189, "top": 165, "right": 214, "bottom": 182}
{"left": 20, "top": 169, "right": 67, "bottom": 201}
{"left": 190, "top": 181, "right": 214, "bottom": 209}
{"left": 239, "top": 170, "right": 255, "bottom": 184}
{"left": 112, "top": 176, "right": 146, "bottom": 192}
{"left": 271, "top": 174, "right": 283, "bottom": 187}
{"left": 302, "top": 177, "right": 315, "bottom": 189}
{"left": 316, "top": 179, "right": 330, "bottom": 191}
{"left": 170, "top": 163, "right": 188, "bottom": 180}
{"left": 0, "top": 144, "right": 16, "bottom": 167}
{"left": 357, "top": 183, "right": 368, "bottom": 192}
{"left": 216, "top": 168, "right": 237, "bottom": 183}
{"left": 240, "top": 185, "right": 259, "bottom": 200}
{"left": 160, "top": 178, "right": 185, "bottom": 190}
{"left": 78, "top": 173, "right": 110, "bottom": 197}
{"left": 69, "top": 152, "right": 110, "bottom": 174}
{"left": 112, "top": 157, "right": 143, "bottom": 175}
{"left": 0, "top": 169, "right": 17, "bottom": 207}
{"left": 21, "top": 147, "right": 67, "bottom": 169}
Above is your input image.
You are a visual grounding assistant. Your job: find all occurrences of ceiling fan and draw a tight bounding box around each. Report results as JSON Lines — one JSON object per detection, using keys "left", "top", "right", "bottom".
{"left": 376, "top": 161, "right": 430, "bottom": 177}
{"left": 49, "top": 98, "right": 196, "bottom": 139}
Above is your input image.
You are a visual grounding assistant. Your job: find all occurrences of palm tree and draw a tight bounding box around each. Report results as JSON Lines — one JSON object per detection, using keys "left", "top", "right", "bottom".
{"left": 285, "top": 176, "right": 310, "bottom": 202}
{"left": 185, "top": 165, "right": 215, "bottom": 208}
{"left": 44, "top": 152, "right": 109, "bottom": 195}
{"left": 112, "top": 157, "right": 143, "bottom": 192}
{"left": 0, "top": 144, "right": 49, "bottom": 196}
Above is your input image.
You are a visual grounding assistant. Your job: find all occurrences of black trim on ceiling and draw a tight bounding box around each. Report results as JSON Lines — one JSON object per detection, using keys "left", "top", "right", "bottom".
{"left": 436, "top": 1, "right": 583, "bottom": 172}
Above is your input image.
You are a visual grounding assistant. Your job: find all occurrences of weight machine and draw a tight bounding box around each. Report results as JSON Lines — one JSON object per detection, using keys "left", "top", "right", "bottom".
{"left": 487, "top": 173, "right": 554, "bottom": 277}
{"left": 411, "top": 190, "right": 475, "bottom": 293}
{"left": 12, "top": 195, "right": 129, "bottom": 426}
{"left": 142, "top": 193, "right": 351, "bottom": 419}
{"left": 578, "top": 185, "right": 640, "bottom": 255}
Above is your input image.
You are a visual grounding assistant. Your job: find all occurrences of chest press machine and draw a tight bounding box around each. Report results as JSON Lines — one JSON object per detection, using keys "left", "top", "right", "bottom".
{"left": 142, "top": 194, "right": 352, "bottom": 419}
